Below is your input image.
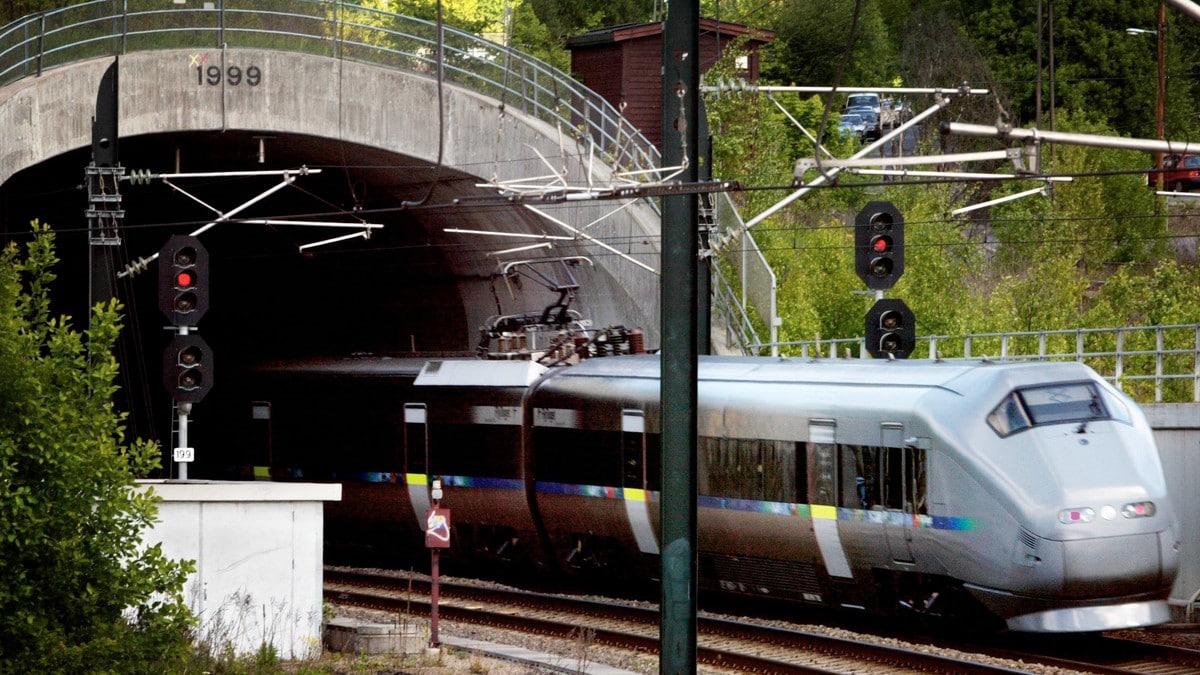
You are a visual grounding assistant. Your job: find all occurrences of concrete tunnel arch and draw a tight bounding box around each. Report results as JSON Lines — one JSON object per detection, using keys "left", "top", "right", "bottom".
{"left": 0, "top": 48, "right": 663, "bottom": 354}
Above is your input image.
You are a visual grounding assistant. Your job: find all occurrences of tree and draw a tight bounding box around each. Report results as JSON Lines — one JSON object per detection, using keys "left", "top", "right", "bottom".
{"left": 0, "top": 222, "right": 194, "bottom": 672}
{"left": 764, "top": 0, "right": 897, "bottom": 88}
{"left": 525, "top": 0, "right": 654, "bottom": 44}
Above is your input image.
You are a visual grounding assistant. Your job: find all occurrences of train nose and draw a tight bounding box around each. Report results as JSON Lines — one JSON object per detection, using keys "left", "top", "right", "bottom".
{"left": 1058, "top": 531, "right": 1177, "bottom": 597}
{"left": 1022, "top": 426, "right": 1180, "bottom": 595}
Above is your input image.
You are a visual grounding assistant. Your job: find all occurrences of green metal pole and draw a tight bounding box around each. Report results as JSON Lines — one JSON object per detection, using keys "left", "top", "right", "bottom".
{"left": 697, "top": 104, "right": 712, "bottom": 357}
{"left": 660, "top": 0, "right": 699, "bottom": 671}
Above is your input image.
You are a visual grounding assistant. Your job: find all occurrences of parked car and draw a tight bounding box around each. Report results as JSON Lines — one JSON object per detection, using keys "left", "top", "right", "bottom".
{"left": 844, "top": 92, "right": 881, "bottom": 115}
{"left": 838, "top": 113, "right": 866, "bottom": 139}
{"left": 845, "top": 105, "right": 881, "bottom": 141}
{"left": 1154, "top": 154, "right": 1200, "bottom": 191}
{"left": 858, "top": 111, "right": 881, "bottom": 141}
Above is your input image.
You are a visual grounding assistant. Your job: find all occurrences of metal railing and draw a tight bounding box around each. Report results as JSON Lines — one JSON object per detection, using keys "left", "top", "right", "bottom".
{"left": 713, "top": 192, "right": 778, "bottom": 354}
{"left": 0, "top": 0, "right": 660, "bottom": 176}
{"left": 751, "top": 324, "right": 1200, "bottom": 404}
{"left": 710, "top": 254, "right": 762, "bottom": 353}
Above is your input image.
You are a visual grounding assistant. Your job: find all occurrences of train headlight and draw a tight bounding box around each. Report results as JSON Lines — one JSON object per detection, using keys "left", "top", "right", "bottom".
{"left": 1122, "top": 501, "right": 1156, "bottom": 519}
{"left": 1058, "top": 507, "right": 1095, "bottom": 524}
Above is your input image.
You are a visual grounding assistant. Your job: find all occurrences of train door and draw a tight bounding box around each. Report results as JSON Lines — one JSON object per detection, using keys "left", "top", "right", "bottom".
{"left": 621, "top": 410, "right": 659, "bottom": 555}
{"left": 404, "top": 403, "right": 431, "bottom": 532}
{"left": 880, "top": 447, "right": 913, "bottom": 562}
{"left": 879, "top": 432, "right": 928, "bottom": 563}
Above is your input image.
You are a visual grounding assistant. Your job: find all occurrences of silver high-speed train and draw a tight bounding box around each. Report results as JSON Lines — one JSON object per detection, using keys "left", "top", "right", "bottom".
{"left": 238, "top": 352, "right": 1179, "bottom": 632}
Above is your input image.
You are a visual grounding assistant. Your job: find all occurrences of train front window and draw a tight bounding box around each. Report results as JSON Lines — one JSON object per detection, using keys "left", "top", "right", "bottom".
{"left": 987, "top": 382, "right": 1109, "bottom": 437}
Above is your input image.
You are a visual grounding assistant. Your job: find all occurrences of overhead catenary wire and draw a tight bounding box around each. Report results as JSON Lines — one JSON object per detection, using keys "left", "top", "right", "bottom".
{"left": 399, "top": 0, "right": 446, "bottom": 209}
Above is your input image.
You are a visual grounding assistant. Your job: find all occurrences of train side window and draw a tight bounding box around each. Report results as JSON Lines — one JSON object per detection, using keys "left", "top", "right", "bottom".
{"left": 839, "top": 445, "right": 881, "bottom": 509}
{"left": 534, "top": 426, "right": 621, "bottom": 486}
{"left": 832, "top": 444, "right": 926, "bottom": 514}
{"left": 249, "top": 401, "right": 272, "bottom": 474}
{"left": 644, "top": 432, "right": 662, "bottom": 492}
{"left": 700, "top": 437, "right": 759, "bottom": 500}
{"left": 436, "top": 423, "right": 523, "bottom": 478}
{"left": 761, "top": 439, "right": 798, "bottom": 503}
{"left": 807, "top": 421, "right": 837, "bottom": 506}
{"left": 878, "top": 446, "right": 928, "bottom": 515}
{"left": 622, "top": 411, "right": 646, "bottom": 489}
{"left": 986, "top": 392, "right": 1032, "bottom": 437}
{"left": 795, "top": 442, "right": 808, "bottom": 504}
{"left": 908, "top": 447, "right": 928, "bottom": 515}
{"left": 404, "top": 404, "right": 428, "bottom": 474}
{"left": 808, "top": 443, "right": 837, "bottom": 506}
{"left": 881, "top": 447, "right": 905, "bottom": 510}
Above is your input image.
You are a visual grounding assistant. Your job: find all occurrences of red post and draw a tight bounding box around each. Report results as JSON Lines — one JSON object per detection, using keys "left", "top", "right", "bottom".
{"left": 430, "top": 547, "right": 440, "bottom": 647}
{"left": 425, "top": 480, "right": 450, "bottom": 649}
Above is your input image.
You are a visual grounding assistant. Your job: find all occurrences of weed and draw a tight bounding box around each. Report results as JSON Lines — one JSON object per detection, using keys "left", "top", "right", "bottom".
{"left": 570, "top": 625, "right": 596, "bottom": 672}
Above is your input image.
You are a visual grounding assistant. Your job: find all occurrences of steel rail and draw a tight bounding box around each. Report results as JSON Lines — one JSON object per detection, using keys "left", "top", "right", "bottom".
{"left": 325, "top": 571, "right": 1028, "bottom": 674}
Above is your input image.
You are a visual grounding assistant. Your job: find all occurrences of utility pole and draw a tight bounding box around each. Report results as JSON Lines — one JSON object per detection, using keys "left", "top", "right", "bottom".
{"left": 660, "top": 0, "right": 700, "bottom": 670}
{"left": 1126, "top": 2, "right": 1167, "bottom": 189}
{"left": 87, "top": 60, "right": 122, "bottom": 325}
{"left": 1157, "top": 0, "right": 1167, "bottom": 190}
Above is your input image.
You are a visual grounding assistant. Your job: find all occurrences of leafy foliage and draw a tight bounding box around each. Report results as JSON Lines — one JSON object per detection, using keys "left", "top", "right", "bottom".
{"left": 1, "top": 1, "right": 69, "bottom": 24}
{"left": 525, "top": 0, "right": 654, "bottom": 44}
{"left": 699, "top": 2, "right": 1200, "bottom": 352}
{"left": 0, "top": 223, "right": 194, "bottom": 673}
{"left": 764, "top": 0, "right": 896, "bottom": 88}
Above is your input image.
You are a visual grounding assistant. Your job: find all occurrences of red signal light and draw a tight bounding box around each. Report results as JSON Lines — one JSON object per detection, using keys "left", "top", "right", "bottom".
{"left": 158, "top": 236, "right": 208, "bottom": 326}
{"left": 855, "top": 202, "right": 904, "bottom": 291}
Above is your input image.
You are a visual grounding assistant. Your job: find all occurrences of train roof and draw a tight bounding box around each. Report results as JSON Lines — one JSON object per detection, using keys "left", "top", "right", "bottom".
{"left": 548, "top": 354, "right": 1105, "bottom": 397}
{"left": 251, "top": 353, "right": 1107, "bottom": 401}
{"left": 252, "top": 355, "right": 438, "bottom": 378}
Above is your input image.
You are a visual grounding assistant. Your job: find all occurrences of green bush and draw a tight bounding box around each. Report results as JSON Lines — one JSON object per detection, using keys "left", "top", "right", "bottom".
{"left": 0, "top": 221, "right": 195, "bottom": 673}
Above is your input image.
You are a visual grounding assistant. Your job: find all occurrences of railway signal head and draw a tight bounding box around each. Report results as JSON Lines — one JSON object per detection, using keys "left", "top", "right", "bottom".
{"left": 158, "top": 235, "right": 209, "bottom": 325}
{"left": 865, "top": 298, "right": 915, "bottom": 359}
{"left": 855, "top": 201, "right": 904, "bottom": 290}
{"left": 163, "top": 333, "right": 213, "bottom": 403}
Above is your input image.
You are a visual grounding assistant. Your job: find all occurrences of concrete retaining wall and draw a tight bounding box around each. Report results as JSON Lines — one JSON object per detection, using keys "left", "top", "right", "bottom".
{"left": 1146, "top": 403, "right": 1200, "bottom": 621}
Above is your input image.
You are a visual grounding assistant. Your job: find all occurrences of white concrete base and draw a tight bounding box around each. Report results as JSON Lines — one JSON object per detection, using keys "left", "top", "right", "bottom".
{"left": 325, "top": 617, "right": 426, "bottom": 655}
{"left": 137, "top": 480, "right": 341, "bottom": 659}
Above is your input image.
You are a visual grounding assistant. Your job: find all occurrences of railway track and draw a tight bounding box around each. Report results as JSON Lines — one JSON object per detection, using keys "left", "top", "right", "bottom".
{"left": 323, "top": 569, "right": 1068, "bottom": 673}
{"left": 981, "top": 632, "right": 1200, "bottom": 675}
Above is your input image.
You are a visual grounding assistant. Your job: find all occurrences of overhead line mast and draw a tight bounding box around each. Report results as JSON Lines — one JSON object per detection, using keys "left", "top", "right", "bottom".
{"left": 660, "top": 0, "right": 701, "bottom": 670}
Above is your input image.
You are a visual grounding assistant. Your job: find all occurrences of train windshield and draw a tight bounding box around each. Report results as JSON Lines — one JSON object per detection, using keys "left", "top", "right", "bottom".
{"left": 987, "top": 382, "right": 1112, "bottom": 437}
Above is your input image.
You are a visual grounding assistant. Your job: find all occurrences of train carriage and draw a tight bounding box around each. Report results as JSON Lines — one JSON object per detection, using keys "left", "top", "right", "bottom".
{"left": 234, "top": 351, "right": 1179, "bottom": 632}
{"left": 246, "top": 357, "right": 426, "bottom": 559}
{"left": 523, "top": 355, "right": 1179, "bottom": 631}
{"left": 407, "top": 359, "right": 547, "bottom": 566}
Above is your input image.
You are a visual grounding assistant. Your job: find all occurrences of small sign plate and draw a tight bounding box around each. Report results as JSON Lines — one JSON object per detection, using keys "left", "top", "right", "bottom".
{"left": 425, "top": 508, "right": 451, "bottom": 548}
{"left": 173, "top": 447, "right": 195, "bottom": 463}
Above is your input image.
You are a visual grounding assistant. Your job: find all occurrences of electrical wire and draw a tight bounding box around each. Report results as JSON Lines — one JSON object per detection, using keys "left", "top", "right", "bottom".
{"left": 400, "top": 0, "right": 446, "bottom": 209}
{"left": 812, "top": 0, "right": 863, "bottom": 179}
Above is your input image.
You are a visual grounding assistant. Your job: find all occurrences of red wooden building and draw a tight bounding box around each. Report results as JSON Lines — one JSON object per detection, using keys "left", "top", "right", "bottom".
{"left": 566, "top": 19, "right": 774, "bottom": 149}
